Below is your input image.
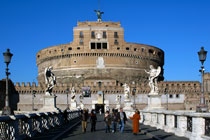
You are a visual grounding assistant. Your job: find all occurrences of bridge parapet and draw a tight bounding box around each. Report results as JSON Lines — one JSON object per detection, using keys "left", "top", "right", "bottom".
{"left": 0, "top": 110, "right": 80, "bottom": 140}
{"left": 140, "top": 110, "right": 210, "bottom": 140}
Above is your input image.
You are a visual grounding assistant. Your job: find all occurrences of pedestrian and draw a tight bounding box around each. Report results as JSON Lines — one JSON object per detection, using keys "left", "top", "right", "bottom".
{"left": 104, "top": 111, "right": 111, "bottom": 133}
{"left": 90, "top": 109, "right": 97, "bottom": 132}
{"left": 129, "top": 109, "right": 141, "bottom": 135}
{"left": 117, "top": 108, "right": 127, "bottom": 133}
{"left": 81, "top": 108, "right": 88, "bottom": 133}
{"left": 111, "top": 109, "right": 118, "bottom": 133}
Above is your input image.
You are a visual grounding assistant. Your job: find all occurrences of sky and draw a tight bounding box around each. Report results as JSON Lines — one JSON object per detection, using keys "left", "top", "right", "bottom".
{"left": 0, "top": 0, "right": 210, "bottom": 84}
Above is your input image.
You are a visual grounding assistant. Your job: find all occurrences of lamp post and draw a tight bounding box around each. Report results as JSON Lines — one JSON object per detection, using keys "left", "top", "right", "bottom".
{"left": 2, "top": 49, "right": 13, "bottom": 115}
{"left": 65, "top": 88, "right": 70, "bottom": 110}
{"left": 196, "top": 47, "right": 208, "bottom": 112}
{"left": 132, "top": 81, "right": 136, "bottom": 109}
{"left": 32, "top": 90, "right": 36, "bottom": 111}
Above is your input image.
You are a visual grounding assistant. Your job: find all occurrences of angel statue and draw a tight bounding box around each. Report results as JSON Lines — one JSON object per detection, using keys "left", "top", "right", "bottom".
{"left": 123, "top": 83, "right": 130, "bottom": 101}
{"left": 44, "top": 66, "right": 56, "bottom": 96}
{"left": 94, "top": 10, "right": 104, "bottom": 22}
{"left": 71, "top": 87, "right": 76, "bottom": 102}
{"left": 145, "top": 65, "right": 161, "bottom": 95}
{"left": 116, "top": 95, "right": 121, "bottom": 104}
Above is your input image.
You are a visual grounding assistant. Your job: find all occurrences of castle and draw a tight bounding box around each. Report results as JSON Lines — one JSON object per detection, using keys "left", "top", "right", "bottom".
{"left": 13, "top": 14, "right": 210, "bottom": 112}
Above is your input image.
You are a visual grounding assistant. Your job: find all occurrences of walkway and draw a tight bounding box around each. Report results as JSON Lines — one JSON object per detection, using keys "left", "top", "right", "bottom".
{"left": 31, "top": 114, "right": 189, "bottom": 140}
{"left": 59, "top": 114, "right": 155, "bottom": 140}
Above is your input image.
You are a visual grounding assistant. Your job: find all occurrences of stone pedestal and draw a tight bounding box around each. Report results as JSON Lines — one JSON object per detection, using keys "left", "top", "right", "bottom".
{"left": 144, "top": 94, "right": 164, "bottom": 111}
{"left": 70, "top": 102, "right": 77, "bottom": 110}
{"left": 39, "top": 95, "right": 60, "bottom": 112}
{"left": 116, "top": 104, "right": 121, "bottom": 109}
{"left": 123, "top": 101, "right": 134, "bottom": 117}
{"left": 80, "top": 103, "right": 84, "bottom": 110}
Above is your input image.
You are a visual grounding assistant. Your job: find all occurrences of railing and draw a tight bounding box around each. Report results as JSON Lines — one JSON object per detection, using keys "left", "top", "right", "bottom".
{"left": 140, "top": 110, "right": 210, "bottom": 140}
{"left": 0, "top": 110, "right": 80, "bottom": 140}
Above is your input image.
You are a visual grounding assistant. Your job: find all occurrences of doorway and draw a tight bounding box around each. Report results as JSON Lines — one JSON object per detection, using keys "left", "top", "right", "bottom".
{"left": 95, "top": 104, "right": 104, "bottom": 113}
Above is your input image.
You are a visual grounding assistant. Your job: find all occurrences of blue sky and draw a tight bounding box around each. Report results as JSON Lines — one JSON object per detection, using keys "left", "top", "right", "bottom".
{"left": 0, "top": 0, "right": 209, "bottom": 84}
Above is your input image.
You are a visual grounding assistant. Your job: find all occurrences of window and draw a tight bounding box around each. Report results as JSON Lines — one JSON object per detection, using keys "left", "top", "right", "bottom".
{"left": 158, "top": 52, "right": 162, "bottom": 57}
{"left": 91, "top": 43, "right": 96, "bottom": 49}
{"left": 176, "top": 94, "right": 180, "bottom": 98}
{"left": 103, "top": 31, "right": 107, "bottom": 38}
{"left": 117, "top": 47, "right": 120, "bottom": 50}
{"left": 141, "top": 48, "right": 145, "bottom": 52}
{"left": 68, "top": 47, "right": 72, "bottom": 50}
{"left": 134, "top": 48, "right": 137, "bottom": 51}
{"left": 77, "top": 47, "right": 80, "bottom": 50}
{"left": 169, "top": 94, "right": 173, "bottom": 98}
{"left": 114, "top": 32, "right": 118, "bottom": 38}
{"left": 37, "top": 55, "right": 40, "bottom": 58}
{"left": 79, "top": 31, "right": 84, "bottom": 38}
{"left": 102, "top": 43, "right": 107, "bottom": 49}
{"left": 80, "top": 39, "right": 83, "bottom": 45}
{"left": 73, "top": 60, "right": 77, "bottom": 63}
{"left": 91, "top": 42, "right": 108, "bottom": 50}
{"left": 126, "top": 47, "right": 130, "bottom": 50}
{"left": 149, "top": 49, "right": 154, "bottom": 54}
{"left": 61, "top": 49, "right": 64, "bottom": 52}
{"left": 91, "top": 31, "right": 95, "bottom": 38}
{"left": 114, "top": 39, "right": 118, "bottom": 45}
{"left": 97, "top": 43, "right": 101, "bottom": 49}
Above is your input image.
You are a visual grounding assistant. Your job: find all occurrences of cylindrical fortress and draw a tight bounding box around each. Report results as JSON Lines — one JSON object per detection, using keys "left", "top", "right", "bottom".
{"left": 36, "top": 21, "right": 164, "bottom": 85}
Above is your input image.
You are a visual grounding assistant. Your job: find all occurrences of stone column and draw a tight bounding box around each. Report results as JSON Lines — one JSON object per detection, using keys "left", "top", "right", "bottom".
{"left": 175, "top": 116, "right": 187, "bottom": 137}
{"left": 164, "top": 114, "right": 174, "bottom": 133}
{"left": 157, "top": 114, "right": 165, "bottom": 129}
{"left": 190, "top": 117, "right": 205, "bottom": 140}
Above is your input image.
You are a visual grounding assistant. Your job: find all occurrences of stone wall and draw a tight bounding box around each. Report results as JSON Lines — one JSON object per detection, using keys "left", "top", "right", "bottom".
{"left": 15, "top": 80, "right": 205, "bottom": 111}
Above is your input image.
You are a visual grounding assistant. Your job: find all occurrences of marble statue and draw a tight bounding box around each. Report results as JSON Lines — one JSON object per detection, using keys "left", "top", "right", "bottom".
{"left": 44, "top": 66, "right": 56, "bottom": 96}
{"left": 116, "top": 95, "right": 121, "bottom": 104}
{"left": 71, "top": 87, "right": 76, "bottom": 102}
{"left": 123, "top": 83, "right": 130, "bottom": 100}
{"left": 145, "top": 65, "right": 161, "bottom": 95}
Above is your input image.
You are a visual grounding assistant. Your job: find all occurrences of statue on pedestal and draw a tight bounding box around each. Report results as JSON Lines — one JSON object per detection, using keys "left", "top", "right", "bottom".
{"left": 116, "top": 95, "right": 121, "bottom": 104}
{"left": 44, "top": 66, "right": 56, "bottom": 96}
{"left": 145, "top": 65, "right": 161, "bottom": 95}
{"left": 123, "top": 83, "right": 130, "bottom": 101}
{"left": 71, "top": 87, "right": 76, "bottom": 102}
{"left": 94, "top": 10, "right": 104, "bottom": 22}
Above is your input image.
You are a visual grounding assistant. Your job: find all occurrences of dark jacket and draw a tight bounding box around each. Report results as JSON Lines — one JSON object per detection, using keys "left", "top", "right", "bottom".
{"left": 81, "top": 111, "right": 89, "bottom": 121}
{"left": 90, "top": 113, "right": 97, "bottom": 123}
{"left": 117, "top": 112, "right": 127, "bottom": 123}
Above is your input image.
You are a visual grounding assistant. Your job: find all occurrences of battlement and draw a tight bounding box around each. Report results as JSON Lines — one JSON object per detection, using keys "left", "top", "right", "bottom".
{"left": 77, "top": 21, "right": 121, "bottom": 27}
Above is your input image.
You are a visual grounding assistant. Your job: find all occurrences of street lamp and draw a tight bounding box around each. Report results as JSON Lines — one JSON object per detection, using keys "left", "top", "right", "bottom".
{"left": 132, "top": 81, "right": 136, "bottom": 109}
{"left": 65, "top": 88, "right": 70, "bottom": 110}
{"left": 196, "top": 47, "right": 208, "bottom": 112}
{"left": 32, "top": 90, "right": 36, "bottom": 111}
{"left": 2, "top": 49, "right": 13, "bottom": 115}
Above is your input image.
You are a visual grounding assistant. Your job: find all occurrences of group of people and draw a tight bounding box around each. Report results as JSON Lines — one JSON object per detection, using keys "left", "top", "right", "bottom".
{"left": 80, "top": 108, "right": 141, "bottom": 135}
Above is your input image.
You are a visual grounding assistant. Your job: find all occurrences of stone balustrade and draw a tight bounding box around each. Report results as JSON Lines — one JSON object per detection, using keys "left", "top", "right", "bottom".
{"left": 140, "top": 110, "right": 210, "bottom": 140}
{"left": 0, "top": 110, "right": 80, "bottom": 140}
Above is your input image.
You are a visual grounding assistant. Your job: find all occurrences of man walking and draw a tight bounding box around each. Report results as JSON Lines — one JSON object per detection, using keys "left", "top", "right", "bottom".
{"left": 117, "top": 108, "right": 127, "bottom": 133}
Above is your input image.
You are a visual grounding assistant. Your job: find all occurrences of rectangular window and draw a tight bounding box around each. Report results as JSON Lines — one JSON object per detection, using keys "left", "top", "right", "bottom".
{"left": 97, "top": 43, "right": 101, "bottom": 49}
{"left": 114, "top": 40, "right": 118, "bottom": 45}
{"left": 102, "top": 43, "right": 107, "bottom": 49}
{"left": 91, "top": 43, "right": 95, "bottom": 49}
{"left": 91, "top": 31, "right": 95, "bottom": 38}
{"left": 103, "top": 32, "right": 107, "bottom": 38}
{"left": 114, "top": 32, "right": 118, "bottom": 38}
{"left": 80, "top": 31, "right": 84, "bottom": 38}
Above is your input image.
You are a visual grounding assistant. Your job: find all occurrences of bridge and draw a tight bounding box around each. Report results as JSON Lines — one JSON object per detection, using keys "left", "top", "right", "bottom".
{"left": 0, "top": 110, "right": 209, "bottom": 140}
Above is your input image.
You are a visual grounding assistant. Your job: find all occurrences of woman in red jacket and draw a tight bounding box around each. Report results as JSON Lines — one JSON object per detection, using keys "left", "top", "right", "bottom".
{"left": 129, "top": 109, "right": 141, "bottom": 135}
